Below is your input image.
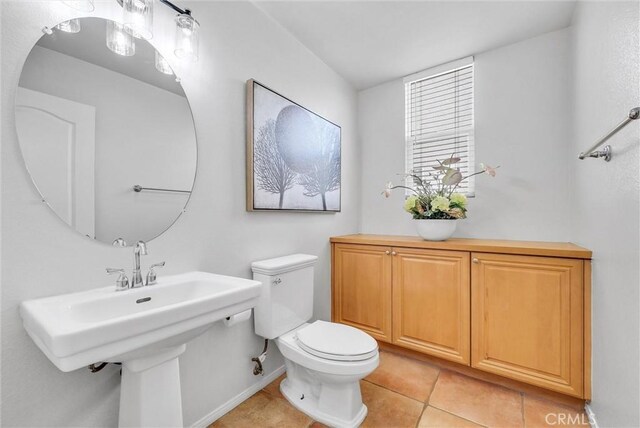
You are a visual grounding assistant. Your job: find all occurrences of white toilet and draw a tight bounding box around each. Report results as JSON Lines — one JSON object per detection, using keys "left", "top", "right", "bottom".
{"left": 252, "top": 254, "right": 379, "bottom": 428}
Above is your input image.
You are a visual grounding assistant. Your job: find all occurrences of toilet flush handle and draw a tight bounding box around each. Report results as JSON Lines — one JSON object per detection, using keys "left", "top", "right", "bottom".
{"left": 273, "top": 277, "right": 282, "bottom": 285}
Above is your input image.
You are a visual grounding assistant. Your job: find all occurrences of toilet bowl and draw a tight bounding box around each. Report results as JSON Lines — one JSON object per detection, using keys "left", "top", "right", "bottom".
{"left": 276, "top": 322, "right": 379, "bottom": 427}
{"left": 252, "top": 254, "right": 379, "bottom": 428}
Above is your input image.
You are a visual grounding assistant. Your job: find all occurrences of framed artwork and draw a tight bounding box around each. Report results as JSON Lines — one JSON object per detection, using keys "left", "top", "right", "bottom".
{"left": 246, "top": 79, "right": 341, "bottom": 212}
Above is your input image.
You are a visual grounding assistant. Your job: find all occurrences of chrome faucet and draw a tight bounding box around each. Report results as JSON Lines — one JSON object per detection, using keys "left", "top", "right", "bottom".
{"left": 132, "top": 241, "right": 148, "bottom": 288}
{"left": 106, "top": 240, "right": 165, "bottom": 291}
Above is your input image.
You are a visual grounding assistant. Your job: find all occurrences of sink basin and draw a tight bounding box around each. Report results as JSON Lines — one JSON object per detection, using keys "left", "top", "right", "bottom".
{"left": 20, "top": 271, "right": 261, "bottom": 372}
{"left": 20, "top": 271, "right": 262, "bottom": 427}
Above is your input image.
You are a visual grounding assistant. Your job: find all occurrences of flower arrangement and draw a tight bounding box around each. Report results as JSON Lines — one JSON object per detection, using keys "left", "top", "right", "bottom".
{"left": 383, "top": 156, "right": 498, "bottom": 220}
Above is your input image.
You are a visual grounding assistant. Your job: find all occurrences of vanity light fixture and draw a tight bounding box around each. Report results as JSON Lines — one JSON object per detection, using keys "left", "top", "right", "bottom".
{"left": 114, "top": 0, "right": 200, "bottom": 62}
{"left": 157, "top": 0, "right": 200, "bottom": 62}
{"left": 61, "top": 0, "right": 95, "bottom": 12}
{"left": 123, "top": 0, "right": 154, "bottom": 40}
{"left": 106, "top": 21, "right": 135, "bottom": 57}
{"left": 154, "top": 51, "right": 174, "bottom": 75}
{"left": 56, "top": 19, "right": 81, "bottom": 33}
{"left": 174, "top": 11, "right": 200, "bottom": 62}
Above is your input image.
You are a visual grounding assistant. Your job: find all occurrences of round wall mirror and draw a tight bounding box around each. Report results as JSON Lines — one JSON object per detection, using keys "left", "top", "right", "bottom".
{"left": 15, "top": 17, "right": 197, "bottom": 246}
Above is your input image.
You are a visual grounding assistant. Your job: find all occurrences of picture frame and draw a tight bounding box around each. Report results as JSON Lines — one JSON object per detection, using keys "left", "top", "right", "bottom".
{"left": 246, "top": 79, "right": 342, "bottom": 212}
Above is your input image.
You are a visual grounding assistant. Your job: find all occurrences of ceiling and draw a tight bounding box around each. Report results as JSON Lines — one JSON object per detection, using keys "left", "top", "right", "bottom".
{"left": 37, "top": 17, "right": 185, "bottom": 96}
{"left": 255, "top": 1, "right": 577, "bottom": 90}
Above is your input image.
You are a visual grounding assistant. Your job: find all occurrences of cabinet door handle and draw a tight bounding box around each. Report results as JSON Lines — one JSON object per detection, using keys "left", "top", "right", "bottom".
{"left": 473, "top": 258, "right": 479, "bottom": 264}
{"left": 391, "top": 251, "right": 397, "bottom": 256}
{"left": 385, "top": 250, "right": 390, "bottom": 255}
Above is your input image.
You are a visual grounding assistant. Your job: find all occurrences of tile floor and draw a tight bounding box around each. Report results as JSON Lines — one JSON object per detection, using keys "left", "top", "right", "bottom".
{"left": 211, "top": 350, "right": 590, "bottom": 428}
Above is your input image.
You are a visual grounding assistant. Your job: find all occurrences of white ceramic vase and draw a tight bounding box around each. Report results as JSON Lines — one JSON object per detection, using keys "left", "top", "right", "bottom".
{"left": 415, "top": 219, "right": 457, "bottom": 241}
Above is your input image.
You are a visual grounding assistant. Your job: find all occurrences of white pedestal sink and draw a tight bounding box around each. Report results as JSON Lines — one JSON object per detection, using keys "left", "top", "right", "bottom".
{"left": 20, "top": 271, "right": 262, "bottom": 427}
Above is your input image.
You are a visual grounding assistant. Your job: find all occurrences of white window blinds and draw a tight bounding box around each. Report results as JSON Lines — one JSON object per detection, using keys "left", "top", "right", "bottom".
{"left": 405, "top": 57, "right": 475, "bottom": 195}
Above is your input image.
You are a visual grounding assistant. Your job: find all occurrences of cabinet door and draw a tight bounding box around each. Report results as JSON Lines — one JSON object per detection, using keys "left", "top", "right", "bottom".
{"left": 471, "top": 253, "right": 584, "bottom": 397}
{"left": 332, "top": 244, "right": 393, "bottom": 342}
{"left": 392, "top": 248, "right": 470, "bottom": 364}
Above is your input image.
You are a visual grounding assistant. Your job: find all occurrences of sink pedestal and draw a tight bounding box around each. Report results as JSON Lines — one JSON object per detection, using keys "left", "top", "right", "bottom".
{"left": 118, "top": 345, "right": 186, "bottom": 428}
{"left": 20, "top": 272, "right": 262, "bottom": 426}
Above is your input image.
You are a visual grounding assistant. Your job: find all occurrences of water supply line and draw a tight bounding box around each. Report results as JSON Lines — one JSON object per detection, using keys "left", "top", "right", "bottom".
{"left": 88, "top": 362, "right": 122, "bottom": 373}
{"left": 88, "top": 362, "right": 108, "bottom": 373}
{"left": 251, "top": 339, "right": 269, "bottom": 376}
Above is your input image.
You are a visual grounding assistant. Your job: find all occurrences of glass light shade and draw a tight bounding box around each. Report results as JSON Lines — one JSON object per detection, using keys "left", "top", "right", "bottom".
{"left": 106, "top": 21, "right": 135, "bottom": 57}
{"left": 61, "top": 0, "right": 95, "bottom": 12}
{"left": 123, "top": 0, "right": 153, "bottom": 40}
{"left": 155, "top": 51, "right": 173, "bottom": 75}
{"left": 56, "top": 19, "right": 81, "bottom": 34}
{"left": 174, "top": 13, "right": 199, "bottom": 62}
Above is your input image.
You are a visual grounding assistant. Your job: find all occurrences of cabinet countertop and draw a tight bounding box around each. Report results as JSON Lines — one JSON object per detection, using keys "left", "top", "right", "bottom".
{"left": 330, "top": 234, "right": 592, "bottom": 259}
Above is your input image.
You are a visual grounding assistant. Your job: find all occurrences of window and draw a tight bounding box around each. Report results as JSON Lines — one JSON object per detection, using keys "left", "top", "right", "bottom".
{"left": 404, "top": 57, "right": 475, "bottom": 195}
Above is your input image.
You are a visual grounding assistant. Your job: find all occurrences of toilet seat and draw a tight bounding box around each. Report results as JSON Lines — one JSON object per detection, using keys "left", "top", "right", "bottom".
{"left": 295, "top": 320, "right": 378, "bottom": 362}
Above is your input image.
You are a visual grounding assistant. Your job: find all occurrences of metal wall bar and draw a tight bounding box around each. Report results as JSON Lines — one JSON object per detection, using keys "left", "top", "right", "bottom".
{"left": 133, "top": 185, "right": 191, "bottom": 194}
{"left": 579, "top": 107, "right": 639, "bottom": 161}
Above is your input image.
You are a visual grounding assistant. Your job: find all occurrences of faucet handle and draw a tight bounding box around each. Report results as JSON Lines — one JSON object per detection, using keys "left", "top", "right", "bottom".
{"left": 112, "top": 238, "right": 127, "bottom": 247}
{"left": 146, "top": 262, "right": 165, "bottom": 286}
{"left": 106, "top": 268, "right": 129, "bottom": 291}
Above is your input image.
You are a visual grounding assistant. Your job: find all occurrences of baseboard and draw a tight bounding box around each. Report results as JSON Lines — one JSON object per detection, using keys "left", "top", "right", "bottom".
{"left": 585, "top": 403, "right": 599, "bottom": 428}
{"left": 190, "top": 365, "right": 286, "bottom": 428}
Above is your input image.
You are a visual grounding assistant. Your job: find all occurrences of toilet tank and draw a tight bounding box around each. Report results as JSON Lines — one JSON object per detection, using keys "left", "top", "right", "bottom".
{"left": 252, "top": 254, "right": 318, "bottom": 339}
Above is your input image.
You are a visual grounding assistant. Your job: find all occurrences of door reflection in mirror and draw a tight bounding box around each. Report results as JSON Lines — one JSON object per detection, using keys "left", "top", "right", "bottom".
{"left": 15, "top": 17, "right": 197, "bottom": 246}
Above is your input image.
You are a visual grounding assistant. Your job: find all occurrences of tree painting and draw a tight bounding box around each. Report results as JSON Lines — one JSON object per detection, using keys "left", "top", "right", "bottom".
{"left": 249, "top": 80, "right": 341, "bottom": 211}
{"left": 274, "top": 105, "right": 321, "bottom": 173}
{"left": 297, "top": 123, "right": 341, "bottom": 210}
{"left": 253, "top": 119, "right": 296, "bottom": 208}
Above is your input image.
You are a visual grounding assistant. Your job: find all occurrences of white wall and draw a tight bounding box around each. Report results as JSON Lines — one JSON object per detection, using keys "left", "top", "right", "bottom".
{"left": 358, "top": 8, "right": 640, "bottom": 425}
{"left": 4, "top": 2, "right": 640, "bottom": 427}
{"left": 0, "top": 1, "right": 359, "bottom": 427}
{"left": 570, "top": 2, "right": 640, "bottom": 426}
{"left": 19, "top": 46, "right": 197, "bottom": 244}
{"left": 358, "top": 29, "right": 572, "bottom": 241}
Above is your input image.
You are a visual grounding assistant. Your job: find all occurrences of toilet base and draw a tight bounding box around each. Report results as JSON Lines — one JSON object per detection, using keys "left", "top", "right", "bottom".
{"left": 280, "top": 377, "right": 368, "bottom": 428}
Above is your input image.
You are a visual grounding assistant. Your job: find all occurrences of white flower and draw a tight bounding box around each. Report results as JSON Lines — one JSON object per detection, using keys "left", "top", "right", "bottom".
{"left": 450, "top": 193, "right": 467, "bottom": 207}
{"left": 404, "top": 195, "right": 418, "bottom": 213}
{"left": 382, "top": 181, "right": 393, "bottom": 198}
{"left": 481, "top": 163, "right": 499, "bottom": 177}
{"left": 430, "top": 196, "right": 450, "bottom": 212}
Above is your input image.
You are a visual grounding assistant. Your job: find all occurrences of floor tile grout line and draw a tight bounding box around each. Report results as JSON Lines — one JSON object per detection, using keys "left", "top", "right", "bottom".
{"left": 382, "top": 350, "right": 535, "bottom": 401}
{"left": 428, "top": 404, "right": 489, "bottom": 428}
{"left": 415, "top": 403, "right": 428, "bottom": 428}
{"left": 425, "top": 369, "right": 441, "bottom": 405}
{"left": 362, "top": 378, "right": 430, "bottom": 405}
{"left": 423, "top": 363, "right": 571, "bottom": 417}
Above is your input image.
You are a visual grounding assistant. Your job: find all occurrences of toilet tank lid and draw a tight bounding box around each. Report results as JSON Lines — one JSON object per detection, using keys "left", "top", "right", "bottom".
{"left": 251, "top": 254, "right": 318, "bottom": 275}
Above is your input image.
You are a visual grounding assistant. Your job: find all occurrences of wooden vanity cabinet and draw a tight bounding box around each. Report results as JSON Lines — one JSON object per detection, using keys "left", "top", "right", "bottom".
{"left": 332, "top": 244, "right": 393, "bottom": 342}
{"left": 471, "top": 253, "right": 584, "bottom": 397}
{"left": 331, "top": 234, "right": 592, "bottom": 399}
{"left": 332, "top": 244, "right": 470, "bottom": 363}
{"left": 392, "top": 249, "right": 470, "bottom": 365}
